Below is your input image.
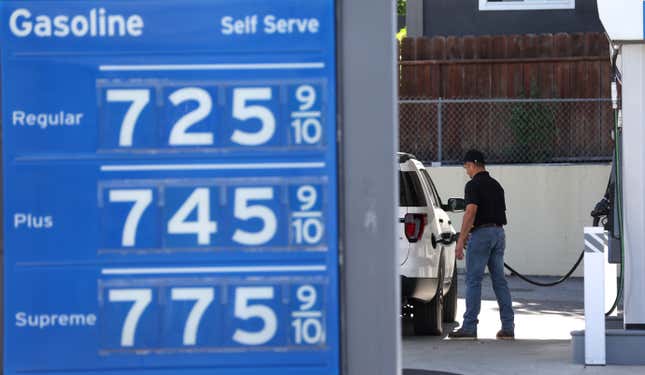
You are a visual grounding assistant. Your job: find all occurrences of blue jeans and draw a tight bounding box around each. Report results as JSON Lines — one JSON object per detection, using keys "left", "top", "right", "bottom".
{"left": 462, "top": 227, "right": 515, "bottom": 332}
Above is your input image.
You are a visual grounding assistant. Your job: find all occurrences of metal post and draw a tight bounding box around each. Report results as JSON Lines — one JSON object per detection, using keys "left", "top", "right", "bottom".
{"left": 584, "top": 227, "right": 608, "bottom": 365}
{"left": 340, "top": 0, "right": 400, "bottom": 374}
{"left": 622, "top": 44, "right": 645, "bottom": 328}
{"left": 437, "top": 98, "right": 443, "bottom": 165}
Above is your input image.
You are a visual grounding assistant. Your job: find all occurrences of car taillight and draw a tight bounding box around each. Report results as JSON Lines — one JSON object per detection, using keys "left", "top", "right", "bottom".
{"left": 404, "top": 213, "right": 427, "bottom": 243}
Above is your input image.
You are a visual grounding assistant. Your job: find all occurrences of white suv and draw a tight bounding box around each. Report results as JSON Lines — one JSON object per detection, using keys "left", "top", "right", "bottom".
{"left": 398, "top": 152, "right": 464, "bottom": 335}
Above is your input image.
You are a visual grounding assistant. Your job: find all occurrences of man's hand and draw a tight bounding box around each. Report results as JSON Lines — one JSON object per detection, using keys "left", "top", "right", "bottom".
{"left": 455, "top": 240, "right": 465, "bottom": 260}
{"left": 456, "top": 203, "right": 477, "bottom": 261}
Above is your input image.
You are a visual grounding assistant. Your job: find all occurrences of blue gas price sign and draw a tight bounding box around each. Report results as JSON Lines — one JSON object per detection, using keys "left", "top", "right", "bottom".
{"left": 1, "top": 1, "right": 339, "bottom": 375}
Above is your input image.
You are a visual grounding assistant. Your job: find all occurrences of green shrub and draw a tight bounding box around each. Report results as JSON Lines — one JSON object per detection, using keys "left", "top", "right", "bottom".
{"left": 397, "top": 0, "right": 407, "bottom": 16}
{"left": 508, "top": 85, "right": 557, "bottom": 163}
{"left": 397, "top": 27, "right": 407, "bottom": 41}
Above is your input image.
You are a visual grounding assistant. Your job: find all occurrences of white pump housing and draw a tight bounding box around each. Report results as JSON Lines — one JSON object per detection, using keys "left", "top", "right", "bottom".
{"left": 597, "top": 0, "right": 645, "bottom": 328}
{"left": 597, "top": 0, "right": 644, "bottom": 42}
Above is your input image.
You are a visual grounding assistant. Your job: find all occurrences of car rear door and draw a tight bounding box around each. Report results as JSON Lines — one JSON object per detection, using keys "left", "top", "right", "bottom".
{"left": 420, "top": 168, "right": 457, "bottom": 285}
{"left": 400, "top": 160, "right": 439, "bottom": 275}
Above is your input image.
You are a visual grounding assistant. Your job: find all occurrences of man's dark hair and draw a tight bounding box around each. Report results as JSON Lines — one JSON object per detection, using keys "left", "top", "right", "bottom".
{"left": 463, "top": 149, "right": 486, "bottom": 167}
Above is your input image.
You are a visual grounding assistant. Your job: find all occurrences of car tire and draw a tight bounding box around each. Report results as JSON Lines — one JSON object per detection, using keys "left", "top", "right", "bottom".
{"left": 412, "top": 256, "right": 444, "bottom": 335}
{"left": 443, "top": 259, "right": 458, "bottom": 323}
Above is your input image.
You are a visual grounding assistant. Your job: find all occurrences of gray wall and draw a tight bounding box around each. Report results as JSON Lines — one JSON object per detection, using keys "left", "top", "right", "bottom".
{"left": 423, "top": 0, "right": 604, "bottom": 37}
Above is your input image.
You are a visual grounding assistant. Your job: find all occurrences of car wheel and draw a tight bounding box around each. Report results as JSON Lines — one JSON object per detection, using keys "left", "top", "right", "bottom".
{"left": 412, "top": 256, "right": 444, "bottom": 335}
{"left": 443, "top": 259, "right": 458, "bottom": 323}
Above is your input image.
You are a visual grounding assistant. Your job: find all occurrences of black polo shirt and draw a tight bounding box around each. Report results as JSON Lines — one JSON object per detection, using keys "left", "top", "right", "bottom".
{"left": 464, "top": 171, "right": 507, "bottom": 227}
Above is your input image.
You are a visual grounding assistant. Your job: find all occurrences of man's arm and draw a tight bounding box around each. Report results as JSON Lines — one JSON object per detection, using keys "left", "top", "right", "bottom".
{"left": 455, "top": 204, "right": 477, "bottom": 260}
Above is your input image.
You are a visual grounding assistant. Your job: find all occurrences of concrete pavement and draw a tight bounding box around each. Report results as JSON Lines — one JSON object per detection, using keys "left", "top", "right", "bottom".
{"left": 402, "top": 273, "right": 639, "bottom": 374}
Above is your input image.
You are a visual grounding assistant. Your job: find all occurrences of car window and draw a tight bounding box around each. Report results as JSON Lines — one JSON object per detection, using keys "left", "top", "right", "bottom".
{"left": 421, "top": 169, "right": 442, "bottom": 208}
{"left": 399, "top": 171, "right": 427, "bottom": 207}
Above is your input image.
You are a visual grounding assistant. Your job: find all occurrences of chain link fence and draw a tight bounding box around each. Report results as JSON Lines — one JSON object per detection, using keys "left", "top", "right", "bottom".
{"left": 399, "top": 98, "right": 614, "bottom": 164}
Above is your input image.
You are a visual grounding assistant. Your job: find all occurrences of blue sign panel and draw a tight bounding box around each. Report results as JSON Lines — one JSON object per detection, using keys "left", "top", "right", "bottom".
{"left": 1, "top": 1, "right": 339, "bottom": 374}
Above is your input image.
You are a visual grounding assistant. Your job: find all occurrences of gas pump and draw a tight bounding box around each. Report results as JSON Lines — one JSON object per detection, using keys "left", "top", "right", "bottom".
{"left": 571, "top": 0, "right": 645, "bottom": 366}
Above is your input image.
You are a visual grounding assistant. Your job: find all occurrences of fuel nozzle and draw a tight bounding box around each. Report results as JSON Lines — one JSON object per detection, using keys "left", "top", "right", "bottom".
{"left": 591, "top": 196, "right": 611, "bottom": 219}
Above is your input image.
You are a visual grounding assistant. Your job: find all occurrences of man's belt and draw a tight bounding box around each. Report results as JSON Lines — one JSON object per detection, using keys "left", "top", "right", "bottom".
{"left": 473, "top": 223, "right": 502, "bottom": 231}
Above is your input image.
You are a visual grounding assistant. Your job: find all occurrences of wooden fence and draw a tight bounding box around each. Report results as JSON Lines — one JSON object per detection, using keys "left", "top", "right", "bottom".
{"left": 398, "top": 32, "right": 614, "bottom": 163}
{"left": 399, "top": 32, "right": 611, "bottom": 98}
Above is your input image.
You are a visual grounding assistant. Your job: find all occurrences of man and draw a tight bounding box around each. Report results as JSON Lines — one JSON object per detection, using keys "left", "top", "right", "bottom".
{"left": 448, "top": 149, "right": 515, "bottom": 340}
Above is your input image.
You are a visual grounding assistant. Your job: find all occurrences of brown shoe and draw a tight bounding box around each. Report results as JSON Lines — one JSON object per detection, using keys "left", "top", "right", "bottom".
{"left": 496, "top": 329, "right": 515, "bottom": 340}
